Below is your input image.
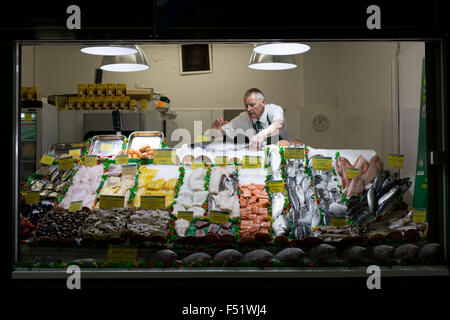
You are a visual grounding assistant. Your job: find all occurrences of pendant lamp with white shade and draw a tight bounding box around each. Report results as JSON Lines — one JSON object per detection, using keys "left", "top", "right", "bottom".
{"left": 100, "top": 45, "right": 149, "bottom": 72}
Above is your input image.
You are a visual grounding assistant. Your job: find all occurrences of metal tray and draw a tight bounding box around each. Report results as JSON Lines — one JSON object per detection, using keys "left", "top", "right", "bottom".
{"left": 89, "top": 135, "right": 126, "bottom": 157}
{"left": 126, "top": 131, "right": 163, "bottom": 152}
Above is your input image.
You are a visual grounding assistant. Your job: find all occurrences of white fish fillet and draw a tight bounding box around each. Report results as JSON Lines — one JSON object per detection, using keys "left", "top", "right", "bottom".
{"left": 192, "top": 191, "right": 209, "bottom": 206}
{"left": 175, "top": 219, "right": 190, "bottom": 237}
{"left": 271, "top": 192, "right": 285, "bottom": 220}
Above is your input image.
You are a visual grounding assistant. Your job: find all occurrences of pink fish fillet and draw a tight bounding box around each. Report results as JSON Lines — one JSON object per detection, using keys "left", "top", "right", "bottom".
{"left": 345, "top": 175, "right": 366, "bottom": 198}
{"left": 360, "top": 155, "right": 383, "bottom": 185}
{"left": 353, "top": 155, "right": 369, "bottom": 176}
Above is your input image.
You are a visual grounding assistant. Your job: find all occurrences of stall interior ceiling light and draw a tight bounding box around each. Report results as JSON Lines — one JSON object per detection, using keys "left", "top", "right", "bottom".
{"left": 253, "top": 42, "right": 310, "bottom": 55}
{"left": 81, "top": 45, "right": 138, "bottom": 56}
{"left": 100, "top": 46, "right": 149, "bottom": 72}
{"left": 248, "top": 52, "right": 297, "bottom": 70}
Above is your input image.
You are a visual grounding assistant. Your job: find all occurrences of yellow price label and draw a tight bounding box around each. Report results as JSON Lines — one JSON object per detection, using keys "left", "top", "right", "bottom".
{"left": 24, "top": 113, "right": 33, "bottom": 122}
{"left": 209, "top": 211, "right": 230, "bottom": 224}
{"left": 107, "top": 245, "right": 137, "bottom": 263}
{"left": 285, "top": 147, "right": 305, "bottom": 160}
{"left": 59, "top": 157, "right": 74, "bottom": 170}
{"left": 413, "top": 209, "right": 426, "bottom": 224}
{"left": 99, "top": 195, "right": 125, "bottom": 209}
{"left": 25, "top": 191, "right": 40, "bottom": 204}
{"left": 388, "top": 153, "right": 404, "bottom": 169}
{"left": 40, "top": 154, "right": 55, "bottom": 165}
{"left": 115, "top": 155, "right": 129, "bottom": 165}
{"left": 196, "top": 135, "right": 210, "bottom": 143}
{"left": 140, "top": 195, "right": 166, "bottom": 209}
{"left": 191, "top": 161, "right": 204, "bottom": 169}
{"left": 313, "top": 157, "right": 332, "bottom": 171}
{"left": 331, "top": 217, "right": 347, "bottom": 227}
{"left": 346, "top": 168, "right": 360, "bottom": 179}
{"left": 84, "top": 155, "right": 97, "bottom": 167}
{"left": 242, "top": 156, "right": 262, "bottom": 169}
{"left": 69, "top": 148, "right": 81, "bottom": 159}
{"left": 215, "top": 156, "right": 228, "bottom": 166}
{"left": 69, "top": 200, "right": 83, "bottom": 212}
{"left": 178, "top": 211, "right": 194, "bottom": 222}
{"left": 153, "top": 149, "right": 176, "bottom": 165}
{"left": 269, "top": 180, "right": 284, "bottom": 193}
{"left": 121, "top": 164, "right": 137, "bottom": 176}
{"left": 100, "top": 143, "right": 113, "bottom": 152}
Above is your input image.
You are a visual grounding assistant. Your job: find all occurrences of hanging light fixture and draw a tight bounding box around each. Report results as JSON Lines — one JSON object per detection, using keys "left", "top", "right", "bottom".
{"left": 100, "top": 45, "right": 149, "bottom": 72}
{"left": 253, "top": 42, "right": 310, "bottom": 55}
{"left": 248, "top": 51, "right": 297, "bottom": 70}
{"left": 81, "top": 45, "right": 138, "bottom": 56}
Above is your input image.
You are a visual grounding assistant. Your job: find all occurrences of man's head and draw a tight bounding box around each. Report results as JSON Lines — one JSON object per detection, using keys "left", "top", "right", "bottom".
{"left": 243, "top": 88, "right": 266, "bottom": 120}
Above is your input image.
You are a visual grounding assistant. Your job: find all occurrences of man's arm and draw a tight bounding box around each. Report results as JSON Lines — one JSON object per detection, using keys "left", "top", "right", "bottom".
{"left": 249, "top": 119, "right": 284, "bottom": 150}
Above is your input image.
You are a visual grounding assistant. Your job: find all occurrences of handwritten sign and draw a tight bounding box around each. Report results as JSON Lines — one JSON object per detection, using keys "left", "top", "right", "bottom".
{"left": 312, "top": 157, "right": 332, "bottom": 171}
{"left": 269, "top": 180, "right": 284, "bottom": 193}
{"left": 69, "top": 148, "right": 81, "bottom": 159}
{"left": 59, "top": 156, "right": 74, "bottom": 170}
{"left": 121, "top": 163, "right": 137, "bottom": 176}
{"left": 153, "top": 149, "right": 176, "bottom": 165}
{"left": 346, "top": 168, "right": 360, "bottom": 179}
{"left": 285, "top": 147, "right": 305, "bottom": 160}
{"left": 215, "top": 156, "right": 228, "bottom": 166}
{"left": 140, "top": 195, "right": 166, "bottom": 209}
{"left": 25, "top": 191, "right": 40, "bottom": 204}
{"left": 69, "top": 200, "right": 83, "bottom": 212}
{"left": 388, "top": 153, "right": 404, "bottom": 169}
{"left": 331, "top": 217, "right": 347, "bottom": 227}
{"left": 115, "top": 155, "right": 129, "bottom": 165}
{"left": 84, "top": 155, "right": 97, "bottom": 167}
{"left": 40, "top": 154, "right": 55, "bottom": 165}
{"left": 99, "top": 195, "right": 125, "bottom": 209}
{"left": 209, "top": 211, "right": 230, "bottom": 224}
{"left": 178, "top": 211, "right": 194, "bottom": 222}
{"left": 191, "top": 161, "right": 204, "bottom": 169}
{"left": 413, "top": 209, "right": 426, "bottom": 224}
{"left": 242, "top": 156, "right": 262, "bottom": 169}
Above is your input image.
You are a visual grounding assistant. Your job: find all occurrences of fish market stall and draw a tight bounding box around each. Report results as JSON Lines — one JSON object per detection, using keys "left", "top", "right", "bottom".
{"left": 15, "top": 136, "right": 443, "bottom": 277}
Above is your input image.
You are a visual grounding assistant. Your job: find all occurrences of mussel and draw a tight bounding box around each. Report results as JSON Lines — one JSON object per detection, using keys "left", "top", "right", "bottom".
{"left": 60, "top": 169, "right": 73, "bottom": 182}
{"left": 54, "top": 181, "right": 67, "bottom": 193}
{"left": 30, "top": 180, "right": 44, "bottom": 192}
{"left": 49, "top": 169, "right": 62, "bottom": 183}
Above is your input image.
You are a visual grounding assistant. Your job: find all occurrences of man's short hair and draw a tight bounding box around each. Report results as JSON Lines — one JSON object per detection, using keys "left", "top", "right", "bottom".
{"left": 243, "top": 88, "right": 265, "bottom": 102}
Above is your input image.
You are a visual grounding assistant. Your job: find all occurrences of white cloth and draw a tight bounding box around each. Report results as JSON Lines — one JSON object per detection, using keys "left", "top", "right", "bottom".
{"left": 221, "top": 103, "right": 291, "bottom": 141}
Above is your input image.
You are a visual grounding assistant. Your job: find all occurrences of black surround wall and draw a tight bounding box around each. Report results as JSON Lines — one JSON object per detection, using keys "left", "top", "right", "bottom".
{"left": 3, "top": 0, "right": 449, "bottom": 300}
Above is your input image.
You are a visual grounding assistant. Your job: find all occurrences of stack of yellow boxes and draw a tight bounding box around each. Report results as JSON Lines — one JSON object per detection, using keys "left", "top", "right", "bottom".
{"left": 65, "top": 83, "right": 137, "bottom": 110}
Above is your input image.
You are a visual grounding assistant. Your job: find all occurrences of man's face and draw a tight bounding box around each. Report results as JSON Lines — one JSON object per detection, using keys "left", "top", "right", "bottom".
{"left": 244, "top": 93, "right": 265, "bottom": 120}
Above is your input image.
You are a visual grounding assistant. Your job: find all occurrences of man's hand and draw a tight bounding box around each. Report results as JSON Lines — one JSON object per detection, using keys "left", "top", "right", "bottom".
{"left": 249, "top": 133, "right": 265, "bottom": 150}
{"left": 212, "top": 117, "right": 228, "bottom": 129}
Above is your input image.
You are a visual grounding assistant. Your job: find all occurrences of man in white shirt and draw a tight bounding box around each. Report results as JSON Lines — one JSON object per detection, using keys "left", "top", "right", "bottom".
{"left": 211, "top": 88, "right": 291, "bottom": 150}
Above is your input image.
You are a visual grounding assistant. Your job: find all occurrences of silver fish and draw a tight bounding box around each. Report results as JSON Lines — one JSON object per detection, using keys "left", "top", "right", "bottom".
{"left": 372, "top": 170, "right": 389, "bottom": 194}
{"left": 367, "top": 188, "right": 376, "bottom": 214}
{"left": 382, "top": 171, "right": 399, "bottom": 190}
{"left": 271, "top": 192, "right": 285, "bottom": 220}
{"left": 269, "top": 147, "right": 282, "bottom": 180}
{"left": 388, "top": 214, "right": 412, "bottom": 230}
{"left": 273, "top": 215, "right": 290, "bottom": 237}
{"left": 375, "top": 193, "right": 402, "bottom": 218}
{"left": 295, "top": 184, "right": 305, "bottom": 208}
